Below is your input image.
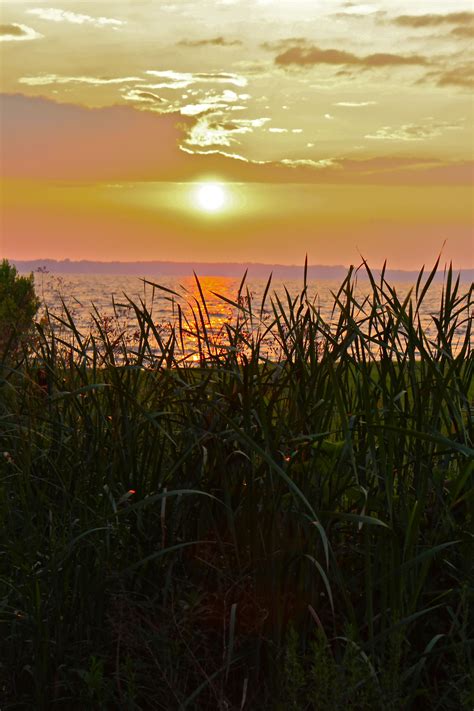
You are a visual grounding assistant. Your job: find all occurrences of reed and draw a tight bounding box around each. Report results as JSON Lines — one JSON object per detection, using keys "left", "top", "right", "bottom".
{"left": 0, "top": 261, "right": 472, "bottom": 709}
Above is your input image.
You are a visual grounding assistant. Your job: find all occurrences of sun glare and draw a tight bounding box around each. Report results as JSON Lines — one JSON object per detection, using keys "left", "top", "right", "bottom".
{"left": 195, "top": 183, "right": 227, "bottom": 213}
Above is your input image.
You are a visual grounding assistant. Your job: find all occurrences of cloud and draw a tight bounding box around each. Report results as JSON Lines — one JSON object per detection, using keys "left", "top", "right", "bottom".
{"left": 389, "top": 11, "right": 474, "bottom": 45}
{"left": 334, "top": 101, "right": 377, "bottom": 107}
{"left": 26, "top": 8, "right": 124, "bottom": 27}
{"left": 365, "top": 120, "right": 462, "bottom": 142}
{"left": 145, "top": 70, "right": 248, "bottom": 88}
{"left": 183, "top": 113, "right": 269, "bottom": 148}
{"left": 274, "top": 45, "right": 428, "bottom": 69}
{"left": 19, "top": 74, "right": 141, "bottom": 86}
{"left": 123, "top": 90, "right": 168, "bottom": 104}
{"left": 261, "top": 37, "right": 308, "bottom": 51}
{"left": 450, "top": 25, "right": 474, "bottom": 39}
{"left": 176, "top": 89, "right": 249, "bottom": 116}
{"left": 19, "top": 71, "right": 250, "bottom": 115}
{"left": 338, "top": 3, "right": 382, "bottom": 16}
{"left": 419, "top": 63, "right": 474, "bottom": 90}
{"left": 391, "top": 12, "right": 473, "bottom": 28}
{"left": 333, "top": 7, "right": 386, "bottom": 21}
{"left": 434, "top": 65, "right": 474, "bottom": 89}
{"left": 187, "top": 149, "right": 474, "bottom": 187}
{"left": 280, "top": 158, "right": 335, "bottom": 168}
{"left": 178, "top": 36, "right": 242, "bottom": 47}
{"left": 391, "top": 12, "right": 474, "bottom": 41}
{"left": 0, "top": 23, "right": 42, "bottom": 42}
{"left": 1, "top": 94, "right": 471, "bottom": 187}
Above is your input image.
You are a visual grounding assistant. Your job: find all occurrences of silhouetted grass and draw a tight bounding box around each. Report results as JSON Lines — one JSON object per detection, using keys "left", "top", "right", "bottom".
{"left": 0, "top": 261, "right": 472, "bottom": 709}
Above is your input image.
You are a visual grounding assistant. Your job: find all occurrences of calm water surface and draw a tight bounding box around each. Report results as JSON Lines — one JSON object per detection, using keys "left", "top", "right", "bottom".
{"left": 34, "top": 272, "right": 470, "bottom": 360}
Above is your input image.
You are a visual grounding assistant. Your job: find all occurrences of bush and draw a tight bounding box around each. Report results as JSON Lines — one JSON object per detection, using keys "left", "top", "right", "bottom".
{"left": 0, "top": 259, "right": 39, "bottom": 357}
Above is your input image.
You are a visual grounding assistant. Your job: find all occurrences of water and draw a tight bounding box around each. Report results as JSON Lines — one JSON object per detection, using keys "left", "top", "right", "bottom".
{"left": 34, "top": 272, "right": 471, "bottom": 361}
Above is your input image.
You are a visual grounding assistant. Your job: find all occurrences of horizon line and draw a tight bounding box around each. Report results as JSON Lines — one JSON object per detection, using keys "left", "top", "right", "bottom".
{"left": 8, "top": 257, "right": 474, "bottom": 273}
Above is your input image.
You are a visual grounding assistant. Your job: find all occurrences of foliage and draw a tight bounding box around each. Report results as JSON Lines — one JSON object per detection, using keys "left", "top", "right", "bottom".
{"left": 0, "top": 260, "right": 472, "bottom": 709}
{"left": 0, "top": 259, "right": 40, "bottom": 357}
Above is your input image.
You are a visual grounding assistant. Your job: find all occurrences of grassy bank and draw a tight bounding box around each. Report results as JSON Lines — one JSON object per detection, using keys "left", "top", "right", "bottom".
{"left": 1, "top": 263, "right": 473, "bottom": 709}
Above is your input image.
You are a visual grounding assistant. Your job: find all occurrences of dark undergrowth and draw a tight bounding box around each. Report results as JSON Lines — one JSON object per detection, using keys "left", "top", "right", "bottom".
{"left": 0, "top": 260, "right": 472, "bottom": 709}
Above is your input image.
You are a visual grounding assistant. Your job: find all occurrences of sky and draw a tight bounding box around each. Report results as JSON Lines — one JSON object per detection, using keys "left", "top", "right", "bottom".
{"left": 0, "top": 0, "right": 473, "bottom": 268}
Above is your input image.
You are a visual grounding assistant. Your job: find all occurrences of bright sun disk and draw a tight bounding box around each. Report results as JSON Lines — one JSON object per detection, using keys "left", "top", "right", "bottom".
{"left": 196, "top": 183, "right": 226, "bottom": 212}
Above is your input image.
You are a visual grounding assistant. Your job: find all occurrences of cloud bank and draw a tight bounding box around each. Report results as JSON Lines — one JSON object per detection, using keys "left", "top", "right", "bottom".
{"left": 274, "top": 45, "right": 428, "bottom": 69}
{"left": 1, "top": 94, "right": 471, "bottom": 187}
{"left": 392, "top": 12, "right": 473, "bottom": 28}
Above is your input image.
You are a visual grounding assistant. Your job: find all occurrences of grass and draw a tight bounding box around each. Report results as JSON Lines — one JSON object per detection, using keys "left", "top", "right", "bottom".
{"left": 0, "top": 260, "right": 472, "bottom": 709}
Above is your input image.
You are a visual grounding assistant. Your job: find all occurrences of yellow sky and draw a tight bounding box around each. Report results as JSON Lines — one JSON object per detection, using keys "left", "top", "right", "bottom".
{"left": 1, "top": 0, "right": 473, "bottom": 267}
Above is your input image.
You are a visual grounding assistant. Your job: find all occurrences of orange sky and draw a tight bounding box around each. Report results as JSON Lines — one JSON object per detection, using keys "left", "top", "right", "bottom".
{"left": 1, "top": 0, "right": 473, "bottom": 268}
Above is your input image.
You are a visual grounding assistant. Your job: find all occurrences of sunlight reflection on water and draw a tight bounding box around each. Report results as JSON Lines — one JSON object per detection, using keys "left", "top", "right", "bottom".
{"left": 34, "top": 272, "right": 470, "bottom": 361}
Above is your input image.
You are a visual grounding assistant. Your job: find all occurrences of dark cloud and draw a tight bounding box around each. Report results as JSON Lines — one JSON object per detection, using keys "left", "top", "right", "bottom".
{"left": 0, "top": 22, "right": 41, "bottom": 41}
{"left": 450, "top": 24, "right": 474, "bottom": 38}
{"left": 0, "top": 23, "right": 27, "bottom": 37}
{"left": 392, "top": 12, "right": 473, "bottom": 28}
{"left": 274, "top": 45, "right": 428, "bottom": 69}
{"left": 419, "top": 62, "right": 474, "bottom": 90}
{"left": 178, "top": 36, "right": 242, "bottom": 47}
{"left": 436, "top": 65, "right": 474, "bottom": 89}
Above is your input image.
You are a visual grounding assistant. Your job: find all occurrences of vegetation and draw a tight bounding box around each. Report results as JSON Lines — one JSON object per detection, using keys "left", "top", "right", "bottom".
{"left": 0, "top": 260, "right": 472, "bottom": 709}
{"left": 0, "top": 259, "right": 40, "bottom": 358}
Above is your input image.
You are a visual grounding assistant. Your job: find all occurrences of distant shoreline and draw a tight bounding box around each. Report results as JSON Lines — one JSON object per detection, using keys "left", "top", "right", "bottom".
{"left": 10, "top": 258, "right": 474, "bottom": 282}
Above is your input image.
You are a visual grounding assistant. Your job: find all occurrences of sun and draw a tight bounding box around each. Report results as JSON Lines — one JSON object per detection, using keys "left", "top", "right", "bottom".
{"left": 195, "top": 182, "right": 227, "bottom": 213}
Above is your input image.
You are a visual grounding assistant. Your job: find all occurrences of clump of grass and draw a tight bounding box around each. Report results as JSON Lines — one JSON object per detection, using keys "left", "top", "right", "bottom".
{"left": 0, "top": 260, "right": 472, "bottom": 709}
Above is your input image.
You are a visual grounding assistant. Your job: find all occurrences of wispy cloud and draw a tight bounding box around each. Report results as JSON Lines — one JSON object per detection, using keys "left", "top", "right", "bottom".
{"left": 338, "top": 3, "right": 382, "bottom": 16}
{"left": 145, "top": 70, "right": 248, "bottom": 88}
{"left": 273, "top": 45, "right": 428, "bottom": 69}
{"left": 365, "top": 120, "right": 462, "bottom": 142}
{"left": 178, "top": 36, "right": 242, "bottom": 47}
{"left": 335, "top": 101, "right": 377, "bottom": 107}
{"left": 122, "top": 90, "right": 168, "bottom": 104}
{"left": 184, "top": 113, "right": 270, "bottom": 148}
{"left": 391, "top": 12, "right": 473, "bottom": 28}
{"left": 390, "top": 12, "right": 474, "bottom": 42}
{"left": 280, "top": 158, "right": 336, "bottom": 168}
{"left": 19, "top": 74, "right": 140, "bottom": 86}
{"left": 177, "top": 89, "right": 249, "bottom": 116}
{"left": 19, "top": 71, "right": 250, "bottom": 110}
{"left": 431, "top": 65, "right": 474, "bottom": 89}
{"left": 0, "top": 23, "right": 42, "bottom": 42}
{"left": 260, "top": 37, "right": 308, "bottom": 51}
{"left": 449, "top": 24, "right": 474, "bottom": 39}
{"left": 184, "top": 114, "right": 243, "bottom": 148}
{"left": 26, "top": 8, "right": 124, "bottom": 28}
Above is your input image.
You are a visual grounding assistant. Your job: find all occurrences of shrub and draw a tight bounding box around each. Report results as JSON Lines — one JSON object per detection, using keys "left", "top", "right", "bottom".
{"left": 0, "top": 259, "right": 39, "bottom": 357}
